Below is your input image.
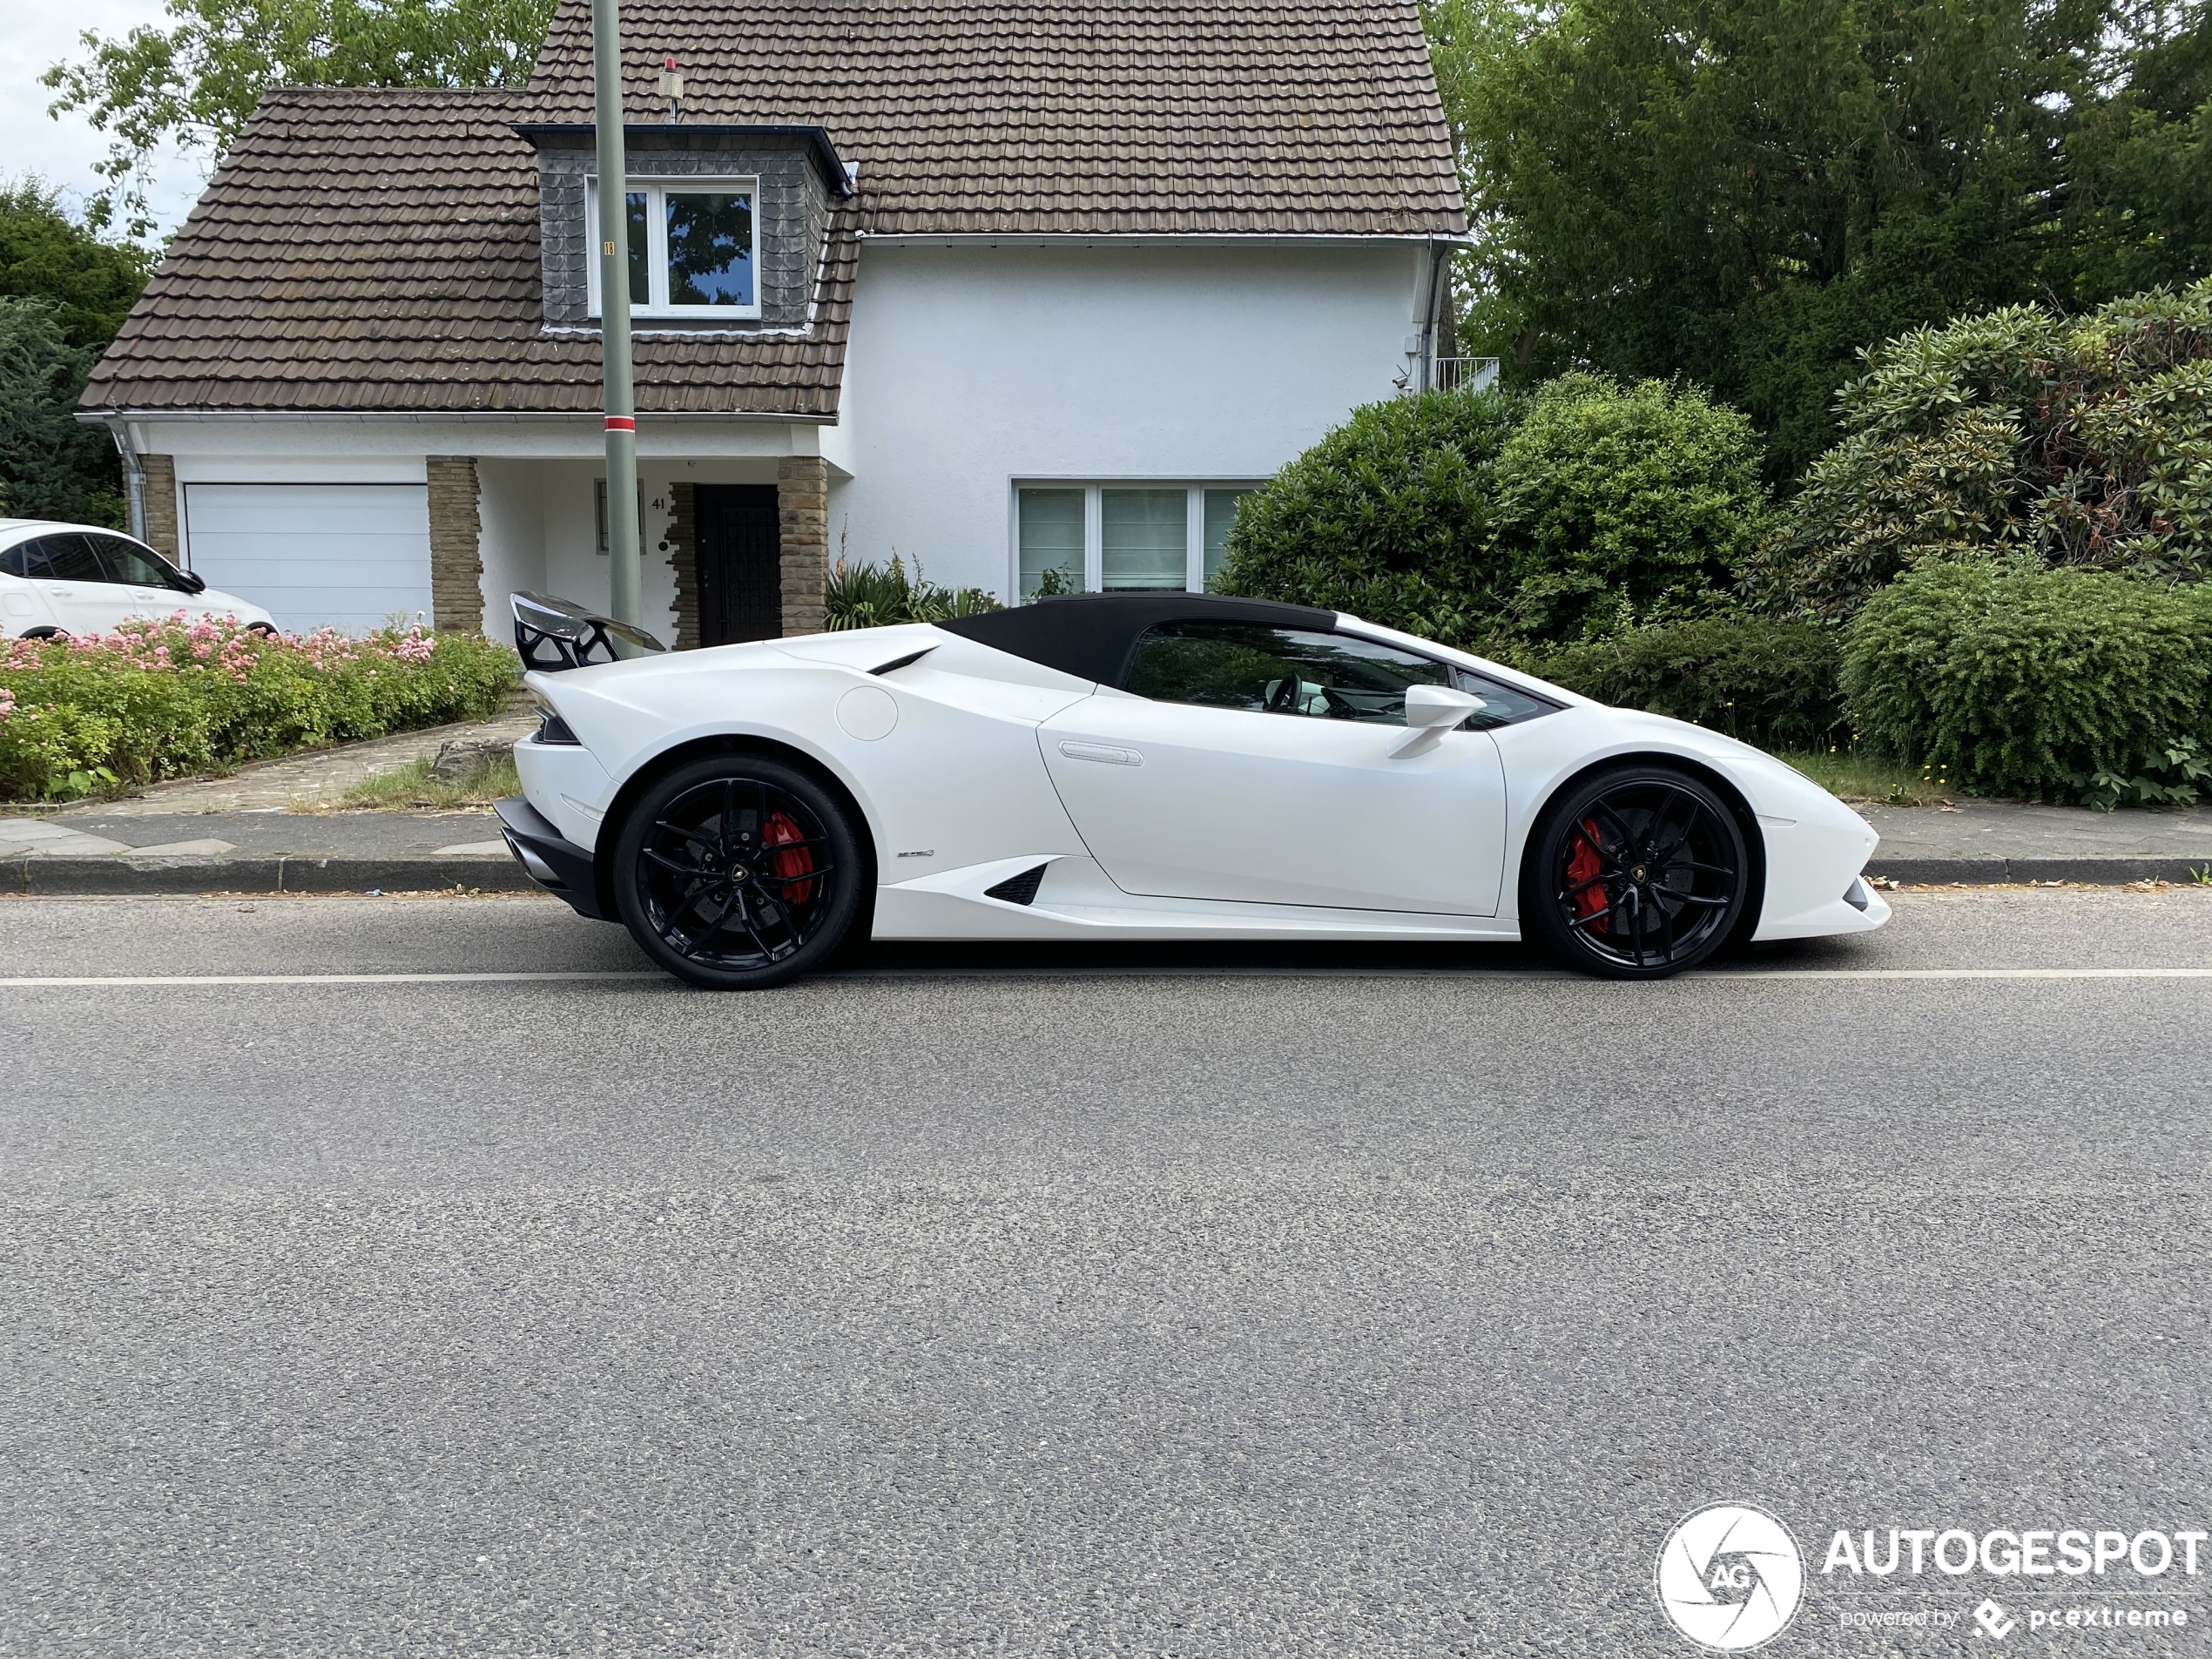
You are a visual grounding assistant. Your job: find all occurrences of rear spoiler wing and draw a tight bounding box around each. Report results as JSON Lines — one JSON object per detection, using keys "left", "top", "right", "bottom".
{"left": 510, "top": 590, "right": 668, "bottom": 671}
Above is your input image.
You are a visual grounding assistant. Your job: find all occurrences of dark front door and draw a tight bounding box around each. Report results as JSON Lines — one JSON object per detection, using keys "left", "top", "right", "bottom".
{"left": 695, "top": 484, "right": 782, "bottom": 644}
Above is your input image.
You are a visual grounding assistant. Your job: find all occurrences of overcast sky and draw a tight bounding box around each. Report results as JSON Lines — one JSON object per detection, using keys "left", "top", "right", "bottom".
{"left": 2, "top": 0, "right": 211, "bottom": 240}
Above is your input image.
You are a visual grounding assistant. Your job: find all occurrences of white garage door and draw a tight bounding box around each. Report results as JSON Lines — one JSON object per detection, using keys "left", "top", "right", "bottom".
{"left": 184, "top": 483, "right": 435, "bottom": 636}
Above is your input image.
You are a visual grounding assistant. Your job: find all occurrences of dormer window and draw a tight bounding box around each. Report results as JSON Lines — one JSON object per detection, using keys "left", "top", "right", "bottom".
{"left": 585, "top": 178, "right": 759, "bottom": 318}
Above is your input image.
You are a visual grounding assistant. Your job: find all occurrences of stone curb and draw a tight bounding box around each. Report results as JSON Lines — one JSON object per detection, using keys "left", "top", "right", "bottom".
{"left": 1868, "top": 856, "right": 2212, "bottom": 886}
{"left": 5, "top": 854, "right": 540, "bottom": 896}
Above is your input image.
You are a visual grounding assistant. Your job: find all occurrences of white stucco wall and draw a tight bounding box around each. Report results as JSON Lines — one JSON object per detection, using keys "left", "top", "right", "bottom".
{"left": 827, "top": 240, "right": 1432, "bottom": 599}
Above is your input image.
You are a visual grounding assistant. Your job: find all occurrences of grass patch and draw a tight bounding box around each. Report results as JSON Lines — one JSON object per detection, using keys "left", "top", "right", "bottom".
{"left": 1773, "top": 747, "right": 1963, "bottom": 805}
{"left": 341, "top": 752, "right": 520, "bottom": 811}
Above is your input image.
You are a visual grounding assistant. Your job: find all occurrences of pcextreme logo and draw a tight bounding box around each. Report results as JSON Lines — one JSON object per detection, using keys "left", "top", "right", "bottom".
{"left": 1656, "top": 1503, "right": 1807, "bottom": 1652}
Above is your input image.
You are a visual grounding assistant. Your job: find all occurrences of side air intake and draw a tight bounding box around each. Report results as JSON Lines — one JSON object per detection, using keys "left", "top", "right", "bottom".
{"left": 983, "top": 864, "right": 1050, "bottom": 906}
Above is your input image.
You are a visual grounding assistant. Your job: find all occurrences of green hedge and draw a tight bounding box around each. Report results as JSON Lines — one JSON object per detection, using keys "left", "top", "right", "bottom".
{"left": 1842, "top": 562, "right": 2212, "bottom": 806}
{"left": 1215, "top": 373, "right": 1772, "bottom": 651}
{"left": 0, "top": 616, "right": 520, "bottom": 800}
{"left": 1533, "top": 618, "right": 1846, "bottom": 751}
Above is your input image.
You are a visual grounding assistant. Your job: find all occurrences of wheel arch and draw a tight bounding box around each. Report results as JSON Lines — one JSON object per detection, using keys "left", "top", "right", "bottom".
{"left": 590, "top": 732, "right": 882, "bottom": 925}
{"left": 1516, "top": 750, "right": 1766, "bottom": 946}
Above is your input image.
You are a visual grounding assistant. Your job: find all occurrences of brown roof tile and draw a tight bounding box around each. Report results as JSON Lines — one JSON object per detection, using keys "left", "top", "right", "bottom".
{"left": 85, "top": 0, "right": 1462, "bottom": 415}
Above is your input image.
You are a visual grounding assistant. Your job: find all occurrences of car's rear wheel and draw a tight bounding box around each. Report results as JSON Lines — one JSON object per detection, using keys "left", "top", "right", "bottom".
{"left": 612, "top": 754, "right": 863, "bottom": 990}
{"left": 1521, "top": 765, "right": 1750, "bottom": 980}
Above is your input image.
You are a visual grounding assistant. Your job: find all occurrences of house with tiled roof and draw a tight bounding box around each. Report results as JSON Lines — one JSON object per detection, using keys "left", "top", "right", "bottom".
{"left": 80, "top": 0, "right": 1472, "bottom": 641}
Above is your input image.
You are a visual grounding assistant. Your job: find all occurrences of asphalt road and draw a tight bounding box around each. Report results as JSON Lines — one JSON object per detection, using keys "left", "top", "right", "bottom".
{"left": 2, "top": 890, "right": 2208, "bottom": 1657}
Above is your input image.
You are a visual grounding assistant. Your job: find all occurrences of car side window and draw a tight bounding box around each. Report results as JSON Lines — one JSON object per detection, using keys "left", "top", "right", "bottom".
{"left": 88, "top": 535, "right": 189, "bottom": 590}
{"left": 1451, "top": 671, "right": 1561, "bottom": 728}
{"left": 0, "top": 542, "right": 37, "bottom": 578}
{"left": 17, "top": 535, "right": 104, "bottom": 583}
{"left": 1123, "top": 622, "right": 1453, "bottom": 724}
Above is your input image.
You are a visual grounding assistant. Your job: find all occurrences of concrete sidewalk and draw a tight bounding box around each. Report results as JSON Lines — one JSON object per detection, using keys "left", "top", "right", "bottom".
{"left": 1858, "top": 799, "right": 2212, "bottom": 884}
{"left": 0, "top": 808, "right": 534, "bottom": 894}
{"left": 4, "top": 796, "right": 2211, "bottom": 895}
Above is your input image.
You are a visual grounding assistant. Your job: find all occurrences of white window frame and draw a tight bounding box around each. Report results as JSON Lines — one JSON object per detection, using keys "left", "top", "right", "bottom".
{"left": 1010, "top": 480, "right": 1269, "bottom": 602}
{"left": 585, "top": 176, "right": 763, "bottom": 320}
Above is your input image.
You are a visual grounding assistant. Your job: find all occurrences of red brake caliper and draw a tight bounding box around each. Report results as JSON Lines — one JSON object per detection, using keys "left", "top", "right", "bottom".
{"left": 1566, "top": 818, "right": 1607, "bottom": 932}
{"left": 762, "top": 812, "right": 815, "bottom": 907}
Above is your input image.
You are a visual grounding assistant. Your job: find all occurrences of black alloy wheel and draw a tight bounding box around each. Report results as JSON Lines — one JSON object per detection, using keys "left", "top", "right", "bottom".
{"left": 1521, "top": 765, "right": 1750, "bottom": 979}
{"left": 612, "top": 754, "right": 864, "bottom": 990}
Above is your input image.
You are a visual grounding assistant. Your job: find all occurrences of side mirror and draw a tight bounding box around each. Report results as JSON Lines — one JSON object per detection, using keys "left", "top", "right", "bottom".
{"left": 178, "top": 570, "right": 207, "bottom": 595}
{"left": 1391, "top": 684, "right": 1485, "bottom": 757}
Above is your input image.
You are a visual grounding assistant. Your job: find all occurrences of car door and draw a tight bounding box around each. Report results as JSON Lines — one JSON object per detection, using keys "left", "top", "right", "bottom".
{"left": 10, "top": 534, "right": 121, "bottom": 636}
{"left": 0, "top": 538, "right": 62, "bottom": 635}
{"left": 1038, "top": 620, "right": 1508, "bottom": 914}
{"left": 84, "top": 534, "right": 194, "bottom": 623}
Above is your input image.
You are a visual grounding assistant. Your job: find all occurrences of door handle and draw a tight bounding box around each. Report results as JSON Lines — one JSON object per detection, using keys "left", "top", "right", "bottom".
{"left": 1057, "top": 740, "right": 1143, "bottom": 767}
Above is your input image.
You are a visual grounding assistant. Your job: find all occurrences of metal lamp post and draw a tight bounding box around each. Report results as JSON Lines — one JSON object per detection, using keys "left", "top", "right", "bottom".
{"left": 592, "top": 0, "right": 643, "bottom": 626}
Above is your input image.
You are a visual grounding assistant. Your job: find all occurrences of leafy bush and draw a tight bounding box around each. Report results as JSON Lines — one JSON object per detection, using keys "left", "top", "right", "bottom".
{"left": 1755, "top": 280, "right": 2212, "bottom": 622}
{"left": 1534, "top": 618, "right": 1846, "bottom": 750}
{"left": 1842, "top": 561, "right": 2212, "bottom": 806}
{"left": 1214, "top": 374, "right": 1770, "bottom": 651}
{"left": 1487, "top": 373, "right": 1773, "bottom": 644}
{"left": 825, "top": 556, "right": 1001, "bottom": 630}
{"left": 1212, "top": 387, "right": 1520, "bottom": 644}
{"left": 0, "top": 615, "right": 520, "bottom": 800}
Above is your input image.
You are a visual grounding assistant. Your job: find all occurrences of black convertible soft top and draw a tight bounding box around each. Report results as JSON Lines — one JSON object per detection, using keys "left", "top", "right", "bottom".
{"left": 936, "top": 593, "right": 1334, "bottom": 686}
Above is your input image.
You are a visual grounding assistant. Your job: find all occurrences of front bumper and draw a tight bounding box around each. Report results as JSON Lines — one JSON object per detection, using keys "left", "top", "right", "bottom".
{"left": 494, "top": 797, "right": 605, "bottom": 920}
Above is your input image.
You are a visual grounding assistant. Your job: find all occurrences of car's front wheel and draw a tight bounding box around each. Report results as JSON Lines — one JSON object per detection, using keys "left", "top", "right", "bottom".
{"left": 1521, "top": 764, "right": 1751, "bottom": 979}
{"left": 611, "top": 753, "right": 864, "bottom": 990}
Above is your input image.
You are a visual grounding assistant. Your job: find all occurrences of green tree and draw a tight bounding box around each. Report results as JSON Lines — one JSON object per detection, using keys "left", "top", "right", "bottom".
{"left": 43, "top": 0, "right": 558, "bottom": 236}
{"left": 0, "top": 184, "right": 151, "bottom": 528}
{"left": 0, "top": 180, "right": 152, "bottom": 350}
{"left": 0, "top": 297, "right": 125, "bottom": 527}
{"left": 1428, "top": 0, "right": 2169, "bottom": 480}
{"left": 2059, "top": 5, "right": 2212, "bottom": 300}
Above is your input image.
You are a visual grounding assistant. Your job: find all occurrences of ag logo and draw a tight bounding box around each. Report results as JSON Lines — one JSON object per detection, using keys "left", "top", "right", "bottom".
{"left": 1656, "top": 1502, "right": 1805, "bottom": 1651}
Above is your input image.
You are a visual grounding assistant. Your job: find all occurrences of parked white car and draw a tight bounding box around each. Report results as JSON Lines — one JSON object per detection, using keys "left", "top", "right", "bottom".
{"left": 498, "top": 590, "right": 1889, "bottom": 989}
{"left": 0, "top": 519, "right": 276, "bottom": 638}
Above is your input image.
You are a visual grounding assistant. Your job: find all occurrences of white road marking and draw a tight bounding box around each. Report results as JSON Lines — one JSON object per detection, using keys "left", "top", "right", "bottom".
{"left": 1708, "top": 967, "right": 2212, "bottom": 980}
{"left": 0, "top": 972, "right": 663, "bottom": 987}
{"left": 0, "top": 966, "right": 2207, "bottom": 988}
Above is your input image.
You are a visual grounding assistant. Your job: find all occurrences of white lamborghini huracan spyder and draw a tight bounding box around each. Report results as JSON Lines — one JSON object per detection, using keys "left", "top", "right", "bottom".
{"left": 496, "top": 590, "right": 1886, "bottom": 988}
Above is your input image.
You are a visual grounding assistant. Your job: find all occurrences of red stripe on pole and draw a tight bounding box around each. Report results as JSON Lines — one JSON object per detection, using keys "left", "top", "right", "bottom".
{"left": 604, "top": 415, "right": 635, "bottom": 432}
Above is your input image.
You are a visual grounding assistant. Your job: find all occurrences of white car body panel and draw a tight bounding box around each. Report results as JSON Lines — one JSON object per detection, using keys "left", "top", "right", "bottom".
{"left": 0, "top": 518, "right": 275, "bottom": 637}
{"left": 1039, "top": 695, "right": 1508, "bottom": 914}
{"left": 513, "top": 608, "right": 1890, "bottom": 948}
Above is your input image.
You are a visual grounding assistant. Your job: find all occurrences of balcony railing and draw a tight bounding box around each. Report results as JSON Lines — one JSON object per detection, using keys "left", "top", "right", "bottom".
{"left": 1427, "top": 356, "right": 1501, "bottom": 394}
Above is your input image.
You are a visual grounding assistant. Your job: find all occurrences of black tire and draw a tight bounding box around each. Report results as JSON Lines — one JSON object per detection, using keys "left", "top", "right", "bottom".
{"left": 612, "top": 754, "right": 864, "bottom": 990}
{"left": 246, "top": 621, "right": 278, "bottom": 636}
{"left": 1521, "top": 764, "right": 1750, "bottom": 980}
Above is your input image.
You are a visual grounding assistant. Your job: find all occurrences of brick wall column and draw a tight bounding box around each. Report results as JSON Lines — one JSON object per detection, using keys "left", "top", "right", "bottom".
{"left": 667, "top": 482, "right": 698, "bottom": 649}
{"left": 424, "top": 456, "right": 485, "bottom": 633}
{"left": 141, "top": 454, "right": 179, "bottom": 560}
{"left": 777, "top": 455, "right": 828, "bottom": 638}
